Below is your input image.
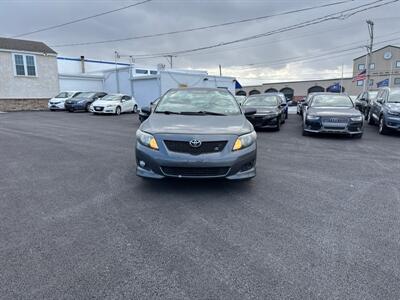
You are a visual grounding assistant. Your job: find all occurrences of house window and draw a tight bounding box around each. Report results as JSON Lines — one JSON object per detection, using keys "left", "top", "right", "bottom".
{"left": 369, "top": 79, "right": 374, "bottom": 86}
{"left": 13, "top": 53, "right": 37, "bottom": 76}
{"left": 396, "top": 61, "right": 400, "bottom": 68}
{"left": 358, "top": 64, "right": 365, "bottom": 71}
{"left": 369, "top": 63, "right": 375, "bottom": 70}
{"left": 394, "top": 78, "right": 400, "bottom": 85}
{"left": 357, "top": 80, "right": 364, "bottom": 86}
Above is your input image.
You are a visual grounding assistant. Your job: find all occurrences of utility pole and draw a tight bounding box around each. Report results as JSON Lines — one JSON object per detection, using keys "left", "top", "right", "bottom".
{"left": 364, "top": 20, "right": 374, "bottom": 92}
{"left": 115, "top": 51, "right": 120, "bottom": 93}
{"left": 165, "top": 55, "right": 175, "bottom": 69}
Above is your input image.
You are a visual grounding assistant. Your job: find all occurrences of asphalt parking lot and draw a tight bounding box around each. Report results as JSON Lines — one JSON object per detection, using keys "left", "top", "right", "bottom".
{"left": 1, "top": 111, "right": 400, "bottom": 299}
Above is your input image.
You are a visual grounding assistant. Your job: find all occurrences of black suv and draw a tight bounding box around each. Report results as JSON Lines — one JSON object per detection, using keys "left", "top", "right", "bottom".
{"left": 367, "top": 87, "right": 400, "bottom": 134}
{"left": 354, "top": 89, "right": 379, "bottom": 118}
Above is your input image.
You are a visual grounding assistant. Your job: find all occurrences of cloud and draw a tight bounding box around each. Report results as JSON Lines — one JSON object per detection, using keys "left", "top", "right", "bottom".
{"left": 1, "top": 0, "right": 399, "bottom": 84}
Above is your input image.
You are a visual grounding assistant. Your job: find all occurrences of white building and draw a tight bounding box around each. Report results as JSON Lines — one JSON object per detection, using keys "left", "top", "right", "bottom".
{"left": 0, "top": 37, "right": 59, "bottom": 110}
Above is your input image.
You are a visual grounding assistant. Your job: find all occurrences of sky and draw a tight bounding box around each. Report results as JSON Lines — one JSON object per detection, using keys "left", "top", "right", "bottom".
{"left": 1, "top": 0, "right": 400, "bottom": 86}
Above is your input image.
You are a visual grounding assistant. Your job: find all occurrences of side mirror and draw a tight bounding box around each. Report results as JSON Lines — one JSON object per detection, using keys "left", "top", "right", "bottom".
{"left": 141, "top": 106, "right": 151, "bottom": 115}
{"left": 376, "top": 98, "right": 383, "bottom": 104}
{"left": 355, "top": 102, "right": 362, "bottom": 110}
{"left": 280, "top": 103, "right": 287, "bottom": 107}
{"left": 244, "top": 107, "right": 256, "bottom": 116}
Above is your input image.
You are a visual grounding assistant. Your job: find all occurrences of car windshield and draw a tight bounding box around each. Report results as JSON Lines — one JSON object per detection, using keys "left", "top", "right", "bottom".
{"left": 310, "top": 95, "right": 353, "bottom": 108}
{"left": 101, "top": 95, "right": 122, "bottom": 101}
{"left": 155, "top": 89, "right": 241, "bottom": 115}
{"left": 55, "top": 92, "right": 75, "bottom": 98}
{"left": 244, "top": 95, "right": 279, "bottom": 107}
{"left": 76, "top": 92, "right": 96, "bottom": 99}
{"left": 388, "top": 90, "right": 400, "bottom": 103}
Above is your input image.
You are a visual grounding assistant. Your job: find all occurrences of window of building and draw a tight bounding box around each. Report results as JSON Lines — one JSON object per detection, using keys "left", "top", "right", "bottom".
{"left": 396, "top": 61, "right": 400, "bottom": 68}
{"left": 136, "top": 69, "right": 148, "bottom": 74}
{"left": 394, "top": 78, "right": 400, "bottom": 85}
{"left": 357, "top": 80, "right": 364, "bottom": 86}
{"left": 13, "top": 53, "right": 37, "bottom": 76}
{"left": 358, "top": 64, "right": 365, "bottom": 71}
{"left": 369, "top": 63, "right": 375, "bottom": 70}
{"left": 368, "top": 79, "right": 374, "bottom": 86}
{"left": 149, "top": 70, "right": 158, "bottom": 75}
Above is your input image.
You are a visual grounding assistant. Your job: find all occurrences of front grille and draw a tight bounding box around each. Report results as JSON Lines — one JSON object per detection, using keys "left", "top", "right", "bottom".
{"left": 321, "top": 117, "right": 349, "bottom": 123}
{"left": 94, "top": 106, "right": 104, "bottom": 111}
{"left": 164, "top": 140, "right": 227, "bottom": 155}
{"left": 161, "top": 166, "right": 229, "bottom": 177}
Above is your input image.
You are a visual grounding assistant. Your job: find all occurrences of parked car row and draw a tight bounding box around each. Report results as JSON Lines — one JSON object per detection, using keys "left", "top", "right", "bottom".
{"left": 48, "top": 91, "right": 138, "bottom": 115}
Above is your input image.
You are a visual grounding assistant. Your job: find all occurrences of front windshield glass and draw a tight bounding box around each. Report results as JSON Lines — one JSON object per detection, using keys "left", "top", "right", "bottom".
{"left": 388, "top": 90, "right": 400, "bottom": 103}
{"left": 155, "top": 89, "right": 240, "bottom": 115}
{"left": 101, "top": 95, "right": 122, "bottom": 101}
{"left": 310, "top": 95, "right": 353, "bottom": 108}
{"left": 76, "top": 92, "right": 96, "bottom": 99}
{"left": 55, "top": 92, "right": 73, "bottom": 98}
{"left": 244, "top": 95, "right": 279, "bottom": 107}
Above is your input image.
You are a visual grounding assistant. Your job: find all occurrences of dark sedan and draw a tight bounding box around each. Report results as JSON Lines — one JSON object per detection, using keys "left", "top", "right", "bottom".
{"left": 302, "top": 93, "right": 364, "bottom": 138}
{"left": 135, "top": 88, "right": 257, "bottom": 180}
{"left": 354, "top": 89, "right": 379, "bottom": 118}
{"left": 242, "top": 93, "right": 286, "bottom": 130}
{"left": 65, "top": 92, "right": 107, "bottom": 112}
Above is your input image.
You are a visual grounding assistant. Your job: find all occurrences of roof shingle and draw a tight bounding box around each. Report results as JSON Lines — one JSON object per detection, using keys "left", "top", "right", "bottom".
{"left": 0, "top": 37, "right": 57, "bottom": 54}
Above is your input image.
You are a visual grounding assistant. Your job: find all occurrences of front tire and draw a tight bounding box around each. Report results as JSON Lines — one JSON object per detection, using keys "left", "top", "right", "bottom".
{"left": 276, "top": 117, "right": 281, "bottom": 131}
{"left": 379, "top": 116, "right": 390, "bottom": 135}
{"left": 115, "top": 106, "right": 121, "bottom": 116}
{"left": 367, "top": 111, "right": 375, "bottom": 125}
{"left": 353, "top": 133, "right": 363, "bottom": 139}
{"left": 86, "top": 103, "right": 91, "bottom": 112}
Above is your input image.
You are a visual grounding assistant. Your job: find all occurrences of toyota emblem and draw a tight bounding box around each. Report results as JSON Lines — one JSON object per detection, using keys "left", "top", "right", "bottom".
{"left": 189, "top": 139, "right": 202, "bottom": 148}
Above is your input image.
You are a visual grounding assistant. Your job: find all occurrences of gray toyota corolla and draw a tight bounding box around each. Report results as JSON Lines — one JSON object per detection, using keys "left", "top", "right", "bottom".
{"left": 135, "top": 88, "right": 257, "bottom": 180}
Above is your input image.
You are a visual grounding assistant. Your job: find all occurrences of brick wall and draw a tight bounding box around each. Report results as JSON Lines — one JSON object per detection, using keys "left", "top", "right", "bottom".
{"left": 0, "top": 99, "right": 49, "bottom": 111}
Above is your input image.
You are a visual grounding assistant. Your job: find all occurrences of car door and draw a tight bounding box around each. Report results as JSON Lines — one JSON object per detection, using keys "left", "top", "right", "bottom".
{"left": 122, "top": 96, "right": 133, "bottom": 112}
{"left": 371, "top": 90, "right": 384, "bottom": 121}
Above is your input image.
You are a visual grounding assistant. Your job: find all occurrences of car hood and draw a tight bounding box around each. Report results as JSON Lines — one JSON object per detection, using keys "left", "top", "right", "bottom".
{"left": 49, "top": 97, "right": 68, "bottom": 102}
{"left": 386, "top": 103, "right": 400, "bottom": 111}
{"left": 307, "top": 107, "right": 361, "bottom": 117}
{"left": 67, "top": 97, "right": 90, "bottom": 103}
{"left": 141, "top": 114, "right": 253, "bottom": 135}
{"left": 92, "top": 100, "right": 119, "bottom": 106}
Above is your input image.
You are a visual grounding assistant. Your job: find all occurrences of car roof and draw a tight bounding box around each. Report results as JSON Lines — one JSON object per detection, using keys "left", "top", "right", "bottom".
{"left": 167, "top": 87, "right": 230, "bottom": 92}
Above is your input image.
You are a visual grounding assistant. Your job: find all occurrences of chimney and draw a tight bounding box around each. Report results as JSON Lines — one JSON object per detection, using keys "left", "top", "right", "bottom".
{"left": 80, "top": 56, "right": 85, "bottom": 73}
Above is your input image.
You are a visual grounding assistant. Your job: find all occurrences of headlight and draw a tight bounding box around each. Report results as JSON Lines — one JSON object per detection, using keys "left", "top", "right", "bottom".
{"left": 265, "top": 112, "right": 279, "bottom": 117}
{"left": 77, "top": 100, "right": 85, "bottom": 104}
{"left": 350, "top": 115, "right": 363, "bottom": 122}
{"left": 136, "top": 130, "right": 159, "bottom": 150}
{"left": 232, "top": 131, "right": 257, "bottom": 151}
{"left": 306, "top": 115, "right": 320, "bottom": 120}
{"left": 387, "top": 109, "right": 399, "bottom": 115}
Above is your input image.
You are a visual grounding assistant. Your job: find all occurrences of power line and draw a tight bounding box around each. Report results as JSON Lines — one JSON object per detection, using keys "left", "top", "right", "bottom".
{"left": 50, "top": 0, "right": 354, "bottom": 48}
{"left": 12, "top": 0, "right": 153, "bottom": 38}
{"left": 119, "top": 0, "right": 399, "bottom": 60}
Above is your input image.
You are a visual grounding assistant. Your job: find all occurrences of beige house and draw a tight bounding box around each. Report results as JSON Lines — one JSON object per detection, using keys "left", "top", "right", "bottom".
{"left": 0, "top": 37, "right": 59, "bottom": 111}
{"left": 237, "top": 45, "right": 400, "bottom": 100}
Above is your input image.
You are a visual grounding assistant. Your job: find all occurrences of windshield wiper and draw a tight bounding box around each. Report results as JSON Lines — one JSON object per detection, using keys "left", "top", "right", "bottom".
{"left": 155, "top": 110, "right": 181, "bottom": 115}
{"left": 180, "top": 111, "right": 227, "bottom": 116}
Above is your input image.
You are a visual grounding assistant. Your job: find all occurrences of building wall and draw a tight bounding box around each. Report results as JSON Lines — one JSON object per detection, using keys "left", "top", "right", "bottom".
{"left": 239, "top": 78, "right": 358, "bottom": 99}
{"left": 132, "top": 77, "right": 160, "bottom": 107}
{"left": 59, "top": 74, "right": 104, "bottom": 91}
{"left": 0, "top": 51, "right": 59, "bottom": 99}
{"left": 353, "top": 45, "right": 400, "bottom": 88}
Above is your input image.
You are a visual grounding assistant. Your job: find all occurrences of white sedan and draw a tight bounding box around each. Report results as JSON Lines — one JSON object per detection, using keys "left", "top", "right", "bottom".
{"left": 90, "top": 94, "right": 138, "bottom": 115}
{"left": 48, "top": 91, "right": 81, "bottom": 110}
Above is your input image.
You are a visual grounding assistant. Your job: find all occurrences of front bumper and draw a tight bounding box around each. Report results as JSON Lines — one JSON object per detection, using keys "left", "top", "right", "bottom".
{"left": 90, "top": 106, "right": 116, "bottom": 114}
{"left": 48, "top": 102, "right": 65, "bottom": 110}
{"left": 304, "top": 118, "right": 363, "bottom": 135}
{"left": 135, "top": 135, "right": 257, "bottom": 180}
{"left": 386, "top": 115, "right": 400, "bottom": 130}
{"left": 247, "top": 114, "right": 279, "bottom": 128}
{"left": 65, "top": 103, "right": 86, "bottom": 111}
